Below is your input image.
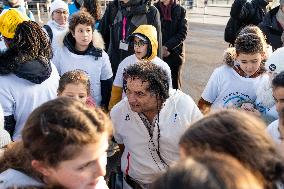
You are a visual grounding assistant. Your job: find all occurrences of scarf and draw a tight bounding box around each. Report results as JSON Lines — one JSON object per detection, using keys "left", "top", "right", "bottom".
{"left": 158, "top": 0, "right": 174, "bottom": 21}
{"left": 276, "top": 8, "right": 284, "bottom": 29}
{"left": 47, "top": 20, "right": 69, "bottom": 31}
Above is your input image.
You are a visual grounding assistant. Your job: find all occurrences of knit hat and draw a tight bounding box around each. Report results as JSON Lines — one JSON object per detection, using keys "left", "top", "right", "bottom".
{"left": 0, "top": 104, "right": 12, "bottom": 148}
{"left": 0, "top": 9, "right": 28, "bottom": 39}
{"left": 50, "top": 0, "right": 69, "bottom": 15}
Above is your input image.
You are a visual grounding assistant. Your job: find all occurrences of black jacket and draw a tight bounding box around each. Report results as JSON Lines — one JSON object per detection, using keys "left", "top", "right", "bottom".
{"left": 99, "top": 0, "right": 162, "bottom": 77}
{"left": 154, "top": 2, "right": 187, "bottom": 66}
{"left": 258, "top": 6, "right": 283, "bottom": 50}
{"left": 239, "top": 0, "right": 268, "bottom": 25}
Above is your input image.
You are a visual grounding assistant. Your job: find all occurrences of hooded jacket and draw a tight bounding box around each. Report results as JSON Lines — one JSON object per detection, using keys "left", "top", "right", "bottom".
{"left": 0, "top": 49, "right": 59, "bottom": 140}
{"left": 129, "top": 24, "right": 158, "bottom": 61}
{"left": 108, "top": 25, "right": 172, "bottom": 110}
{"left": 154, "top": 1, "right": 187, "bottom": 61}
{"left": 99, "top": 0, "right": 162, "bottom": 77}
{"left": 258, "top": 6, "right": 283, "bottom": 50}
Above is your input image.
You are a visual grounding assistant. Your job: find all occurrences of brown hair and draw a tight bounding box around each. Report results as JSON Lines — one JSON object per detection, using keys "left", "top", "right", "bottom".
{"left": 69, "top": 10, "right": 94, "bottom": 32}
{"left": 81, "top": 0, "right": 101, "bottom": 21}
{"left": 0, "top": 98, "right": 112, "bottom": 176}
{"left": 151, "top": 151, "right": 264, "bottom": 189}
{"left": 57, "top": 70, "right": 91, "bottom": 96}
{"left": 179, "top": 109, "right": 284, "bottom": 189}
{"left": 235, "top": 32, "right": 264, "bottom": 55}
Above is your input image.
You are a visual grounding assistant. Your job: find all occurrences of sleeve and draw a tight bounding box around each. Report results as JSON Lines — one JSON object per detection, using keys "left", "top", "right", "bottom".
{"left": 113, "top": 61, "right": 125, "bottom": 87}
{"left": 100, "top": 77, "right": 113, "bottom": 110}
{"left": 0, "top": 85, "right": 16, "bottom": 136}
{"left": 201, "top": 68, "right": 221, "bottom": 104}
{"left": 108, "top": 85, "right": 123, "bottom": 111}
{"left": 151, "top": 6, "right": 163, "bottom": 58}
{"left": 98, "top": 4, "right": 112, "bottom": 51}
{"left": 51, "top": 49, "right": 62, "bottom": 75}
{"left": 110, "top": 108, "right": 124, "bottom": 144}
{"left": 164, "top": 7, "right": 188, "bottom": 51}
{"left": 187, "top": 96, "right": 203, "bottom": 122}
{"left": 100, "top": 51, "right": 113, "bottom": 80}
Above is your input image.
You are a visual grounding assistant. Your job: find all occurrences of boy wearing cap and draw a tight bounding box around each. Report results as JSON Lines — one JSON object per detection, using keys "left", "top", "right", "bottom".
{"left": 43, "top": 0, "right": 69, "bottom": 53}
{"left": 0, "top": 9, "right": 59, "bottom": 140}
{"left": 108, "top": 24, "right": 172, "bottom": 110}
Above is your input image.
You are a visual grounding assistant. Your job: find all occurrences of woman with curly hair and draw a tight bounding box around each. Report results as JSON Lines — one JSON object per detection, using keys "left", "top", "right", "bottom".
{"left": 0, "top": 9, "right": 59, "bottom": 140}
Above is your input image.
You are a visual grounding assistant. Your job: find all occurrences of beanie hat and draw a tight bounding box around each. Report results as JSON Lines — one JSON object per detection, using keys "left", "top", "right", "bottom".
{"left": 0, "top": 9, "right": 28, "bottom": 39}
{"left": 50, "top": 0, "right": 69, "bottom": 15}
{"left": 0, "top": 104, "right": 11, "bottom": 148}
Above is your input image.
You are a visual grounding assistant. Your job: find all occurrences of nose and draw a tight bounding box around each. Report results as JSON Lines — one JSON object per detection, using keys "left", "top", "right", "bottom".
{"left": 127, "top": 93, "right": 136, "bottom": 104}
{"left": 93, "top": 154, "right": 107, "bottom": 179}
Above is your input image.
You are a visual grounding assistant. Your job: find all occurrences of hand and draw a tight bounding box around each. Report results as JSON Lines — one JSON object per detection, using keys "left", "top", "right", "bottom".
{"left": 162, "top": 46, "right": 170, "bottom": 58}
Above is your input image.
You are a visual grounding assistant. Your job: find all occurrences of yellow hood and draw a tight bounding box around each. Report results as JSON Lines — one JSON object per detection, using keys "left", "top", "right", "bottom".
{"left": 130, "top": 25, "right": 158, "bottom": 61}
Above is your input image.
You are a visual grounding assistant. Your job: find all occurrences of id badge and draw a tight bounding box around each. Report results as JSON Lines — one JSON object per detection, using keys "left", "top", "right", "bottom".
{"left": 119, "top": 40, "right": 129, "bottom": 51}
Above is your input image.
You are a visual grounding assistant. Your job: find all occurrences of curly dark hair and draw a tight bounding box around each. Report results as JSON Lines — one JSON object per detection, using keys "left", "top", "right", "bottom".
{"left": 123, "top": 62, "right": 170, "bottom": 103}
{"left": 82, "top": 0, "right": 101, "bottom": 20}
{"left": 235, "top": 33, "right": 264, "bottom": 55}
{"left": 272, "top": 71, "right": 284, "bottom": 89}
{"left": 58, "top": 69, "right": 91, "bottom": 96}
{"left": 69, "top": 10, "right": 95, "bottom": 32}
{"left": 11, "top": 21, "right": 52, "bottom": 63}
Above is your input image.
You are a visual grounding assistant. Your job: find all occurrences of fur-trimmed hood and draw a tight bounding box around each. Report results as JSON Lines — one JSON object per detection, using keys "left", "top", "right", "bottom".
{"left": 58, "top": 29, "right": 105, "bottom": 55}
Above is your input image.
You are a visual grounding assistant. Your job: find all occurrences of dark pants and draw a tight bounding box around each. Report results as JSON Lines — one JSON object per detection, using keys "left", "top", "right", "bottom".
{"left": 164, "top": 54, "right": 184, "bottom": 89}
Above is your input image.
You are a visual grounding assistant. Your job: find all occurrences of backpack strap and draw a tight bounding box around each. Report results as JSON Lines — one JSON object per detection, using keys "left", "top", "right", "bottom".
{"left": 43, "top": 25, "right": 53, "bottom": 42}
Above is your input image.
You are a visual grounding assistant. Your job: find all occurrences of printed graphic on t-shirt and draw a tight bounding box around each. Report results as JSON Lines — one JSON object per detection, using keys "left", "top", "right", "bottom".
{"left": 222, "top": 92, "right": 253, "bottom": 108}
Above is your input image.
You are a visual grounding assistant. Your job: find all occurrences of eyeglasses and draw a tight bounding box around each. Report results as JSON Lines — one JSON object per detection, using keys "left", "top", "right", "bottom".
{"left": 54, "top": 10, "right": 68, "bottom": 15}
{"left": 132, "top": 40, "right": 148, "bottom": 47}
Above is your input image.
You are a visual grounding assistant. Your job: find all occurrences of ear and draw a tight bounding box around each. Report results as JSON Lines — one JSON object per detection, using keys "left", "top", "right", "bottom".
{"left": 71, "top": 31, "right": 75, "bottom": 37}
{"left": 31, "top": 160, "right": 53, "bottom": 176}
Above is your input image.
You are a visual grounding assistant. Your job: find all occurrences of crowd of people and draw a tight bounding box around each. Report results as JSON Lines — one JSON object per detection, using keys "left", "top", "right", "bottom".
{"left": 0, "top": 0, "right": 283, "bottom": 189}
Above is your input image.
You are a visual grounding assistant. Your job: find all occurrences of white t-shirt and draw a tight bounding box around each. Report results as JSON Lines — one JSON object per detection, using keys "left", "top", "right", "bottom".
{"left": 52, "top": 47, "right": 113, "bottom": 105}
{"left": 114, "top": 55, "right": 172, "bottom": 98}
{"left": 0, "top": 63, "right": 59, "bottom": 140}
{"left": 110, "top": 89, "right": 202, "bottom": 184}
{"left": 267, "top": 119, "right": 282, "bottom": 143}
{"left": 202, "top": 65, "right": 264, "bottom": 109}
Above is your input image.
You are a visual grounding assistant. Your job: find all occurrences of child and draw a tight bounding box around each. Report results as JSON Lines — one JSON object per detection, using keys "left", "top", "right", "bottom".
{"left": 267, "top": 71, "right": 284, "bottom": 144}
{"left": 108, "top": 24, "right": 172, "bottom": 110}
{"left": 198, "top": 32, "right": 266, "bottom": 114}
{"left": 0, "top": 97, "right": 112, "bottom": 188}
{"left": 0, "top": 9, "right": 59, "bottom": 140}
{"left": 179, "top": 109, "right": 284, "bottom": 189}
{"left": 52, "top": 10, "right": 113, "bottom": 110}
{"left": 152, "top": 152, "right": 264, "bottom": 189}
{"left": 57, "top": 70, "right": 96, "bottom": 107}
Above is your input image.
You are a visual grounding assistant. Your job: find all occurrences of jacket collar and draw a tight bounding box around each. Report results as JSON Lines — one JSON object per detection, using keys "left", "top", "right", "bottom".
{"left": 63, "top": 32, "right": 102, "bottom": 57}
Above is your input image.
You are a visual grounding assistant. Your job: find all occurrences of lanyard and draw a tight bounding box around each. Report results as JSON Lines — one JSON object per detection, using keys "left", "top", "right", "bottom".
{"left": 122, "top": 16, "right": 127, "bottom": 40}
